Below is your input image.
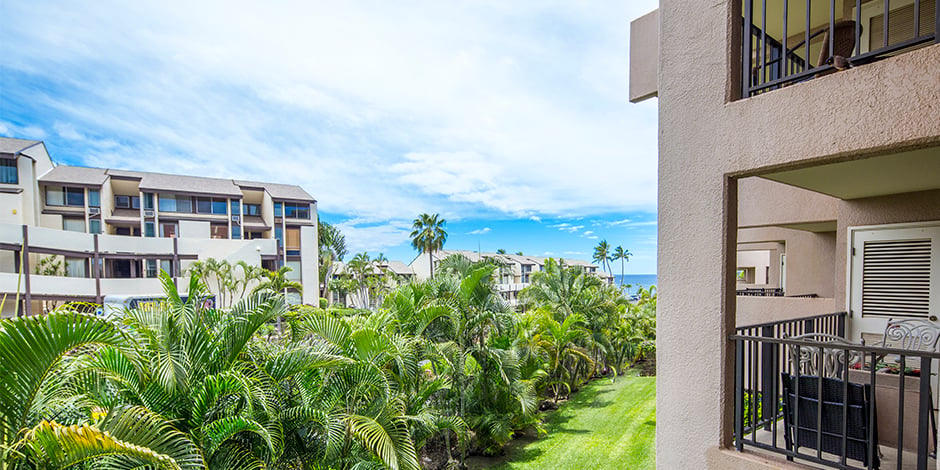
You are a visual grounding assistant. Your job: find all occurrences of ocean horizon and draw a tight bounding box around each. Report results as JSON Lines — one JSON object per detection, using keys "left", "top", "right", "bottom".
{"left": 614, "top": 274, "right": 657, "bottom": 295}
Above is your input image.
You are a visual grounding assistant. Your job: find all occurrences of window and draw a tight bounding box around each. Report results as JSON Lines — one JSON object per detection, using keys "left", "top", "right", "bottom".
{"left": 284, "top": 203, "right": 310, "bottom": 219}
{"left": 274, "top": 226, "right": 283, "bottom": 245}
{"left": 145, "top": 260, "right": 158, "bottom": 278}
{"left": 160, "top": 223, "right": 178, "bottom": 238}
{"left": 0, "top": 158, "right": 17, "bottom": 184}
{"left": 286, "top": 227, "right": 301, "bottom": 252}
{"left": 210, "top": 224, "right": 228, "bottom": 239}
{"left": 246, "top": 231, "right": 264, "bottom": 240}
{"left": 65, "top": 258, "right": 87, "bottom": 278}
{"left": 88, "top": 190, "right": 100, "bottom": 207}
{"left": 159, "top": 195, "right": 191, "bottom": 213}
{"left": 144, "top": 221, "right": 156, "bottom": 238}
{"left": 230, "top": 199, "right": 240, "bottom": 215}
{"left": 47, "top": 187, "right": 85, "bottom": 207}
{"left": 244, "top": 204, "right": 261, "bottom": 216}
{"left": 213, "top": 199, "right": 227, "bottom": 214}
{"left": 89, "top": 219, "right": 102, "bottom": 234}
{"left": 117, "top": 226, "right": 142, "bottom": 237}
{"left": 160, "top": 260, "right": 172, "bottom": 277}
{"left": 115, "top": 195, "right": 140, "bottom": 209}
{"left": 195, "top": 197, "right": 228, "bottom": 214}
{"left": 231, "top": 224, "right": 241, "bottom": 239}
{"left": 143, "top": 192, "right": 154, "bottom": 210}
{"left": 196, "top": 197, "right": 212, "bottom": 214}
{"left": 63, "top": 218, "right": 85, "bottom": 232}
{"left": 274, "top": 202, "right": 282, "bottom": 217}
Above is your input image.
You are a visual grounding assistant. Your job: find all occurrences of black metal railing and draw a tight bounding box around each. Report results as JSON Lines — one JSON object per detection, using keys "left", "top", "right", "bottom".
{"left": 737, "top": 287, "right": 785, "bottom": 297}
{"left": 743, "top": 0, "right": 939, "bottom": 97}
{"left": 732, "top": 317, "right": 938, "bottom": 469}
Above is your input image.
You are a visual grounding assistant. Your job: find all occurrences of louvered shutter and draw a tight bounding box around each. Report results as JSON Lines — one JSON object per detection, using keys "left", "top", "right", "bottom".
{"left": 861, "top": 239, "right": 931, "bottom": 317}
{"left": 869, "top": 0, "right": 936, "bottom": 49}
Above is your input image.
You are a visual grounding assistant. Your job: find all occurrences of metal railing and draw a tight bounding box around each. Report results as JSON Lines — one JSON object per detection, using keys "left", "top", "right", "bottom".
{"left": 737, "top": 287, "right": 785, "bottom": 297}
{"left": 743, "top": 0, "right": 939, "bottom": 97}
{"left": 732, "top": 315, "right": 938, "bottom": 469}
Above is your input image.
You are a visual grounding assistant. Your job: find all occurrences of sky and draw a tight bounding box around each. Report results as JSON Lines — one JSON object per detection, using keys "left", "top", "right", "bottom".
{"left": 0, "top": 1, "right": 660, "bottom": 274}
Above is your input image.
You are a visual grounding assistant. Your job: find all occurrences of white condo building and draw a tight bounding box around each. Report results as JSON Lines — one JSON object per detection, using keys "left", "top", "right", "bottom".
{"left": 0, "top": 137, "right": 318, "bottom": 316}
{"left": 409, "top": 249, "right": 614, "bottom": 305}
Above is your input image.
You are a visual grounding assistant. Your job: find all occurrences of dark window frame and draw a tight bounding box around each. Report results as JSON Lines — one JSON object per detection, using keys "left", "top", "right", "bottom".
{"left": 0, "top": 158, "right": 17, "bottom": 184}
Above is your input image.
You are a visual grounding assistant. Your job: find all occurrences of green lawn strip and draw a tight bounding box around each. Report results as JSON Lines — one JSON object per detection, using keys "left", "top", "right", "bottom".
{"left": 467, "top": 376, "right": 656, "bottom": 470}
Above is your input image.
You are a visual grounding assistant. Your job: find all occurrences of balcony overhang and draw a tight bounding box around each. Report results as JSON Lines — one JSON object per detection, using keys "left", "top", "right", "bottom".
{"left": 760, "top": 146, "right": 940, "bottom": 200}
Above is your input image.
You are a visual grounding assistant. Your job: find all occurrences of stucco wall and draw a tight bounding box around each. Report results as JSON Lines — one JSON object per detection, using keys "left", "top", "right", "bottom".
{"left": 738, "top": 177, "right": 838, "bottom": 228}
{"left": 833, "top": 189, "right": 940, "bottom": 308}
{"left": 738, "top": 226, "right": 836, "bottom": 298}
{"left": 629, "top": 9, "right": 659, "bottom": 103}
{"left": 654, "top": 1, "right": 940, "bottom": 468}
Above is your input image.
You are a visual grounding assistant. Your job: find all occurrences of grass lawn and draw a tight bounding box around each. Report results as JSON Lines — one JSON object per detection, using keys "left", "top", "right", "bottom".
{"left": 466, "top": 375, "right": 656, "bottom": 470}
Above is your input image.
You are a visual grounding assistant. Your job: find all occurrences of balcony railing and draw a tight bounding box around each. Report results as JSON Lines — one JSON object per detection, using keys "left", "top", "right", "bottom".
{"left": 732, "top": 313, "right": 938, "bottom": 469}
{"left": 743, "top": 0, "right": 938, "bottom": 97}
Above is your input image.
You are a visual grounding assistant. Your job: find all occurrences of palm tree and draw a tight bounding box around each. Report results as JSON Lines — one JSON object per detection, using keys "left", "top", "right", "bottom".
{"left": 410, "top": 213, "right": 447, "bottom": 279}
{"left": 592, "top": 240, "right": 613, "bottom": 275}
{"left": 612, "top": 245, "right": 632, "bottom": 287}
{"left": 253, "top": 266, "right": 304, "bottom": 296}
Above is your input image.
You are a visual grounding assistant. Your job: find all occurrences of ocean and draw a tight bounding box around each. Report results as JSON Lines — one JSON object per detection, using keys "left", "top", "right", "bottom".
{"left": 614, "top": 274, "right": 658, "bottom": 295}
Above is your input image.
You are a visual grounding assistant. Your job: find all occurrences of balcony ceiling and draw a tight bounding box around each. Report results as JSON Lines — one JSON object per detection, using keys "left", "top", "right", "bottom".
{"left": 761, "top": 146, "right": 940, "bottom": 200}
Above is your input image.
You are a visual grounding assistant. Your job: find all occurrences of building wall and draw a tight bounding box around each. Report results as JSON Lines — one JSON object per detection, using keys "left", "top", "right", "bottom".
{"left": 654, "top": 1, "right": 940, "bottom": 467}
{"left": 833, "top": 189, "right": 940, "bottom": 308}
{"left": 738, "top": 177, "right": 837, "bottom": 228}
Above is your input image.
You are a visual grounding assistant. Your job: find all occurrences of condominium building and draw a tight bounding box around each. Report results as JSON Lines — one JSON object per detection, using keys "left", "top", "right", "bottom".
{"left": 0, "top": 137, "right": 318, "bottom": 316}
{"left": 631, "top": 2, "right": 939, "bottom": 469}
{"left": 410, "top": 249, "right": 614, "bottom": 305}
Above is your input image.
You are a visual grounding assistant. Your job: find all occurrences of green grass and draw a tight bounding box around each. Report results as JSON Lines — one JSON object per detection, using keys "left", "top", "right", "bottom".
{"left": 466, "top": 376, "right": 656, "bottom": 470}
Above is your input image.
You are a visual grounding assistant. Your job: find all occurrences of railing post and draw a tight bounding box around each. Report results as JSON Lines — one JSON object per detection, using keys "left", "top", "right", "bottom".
{"left": 742, "top": 0, "right": 753, "bottom": 98}
{"left": 761, "top": 325, "right": 776, "bottom": 430}
{"left": 735, "top": 338, "right": 745, "bottom": 451}
{"left": 21, "top": 225, "right": 31, "bottom": 317}
{"left": 917, "top": 356, "right": 931, "bottom": 469}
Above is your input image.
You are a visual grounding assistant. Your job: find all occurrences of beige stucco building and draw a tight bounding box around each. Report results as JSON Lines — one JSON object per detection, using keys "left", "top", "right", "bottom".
{"left": 0, "top": 137, "right": 319, "bottom": 316}
{"left": 631, "top": 1, "right": 939, "bottom": 468}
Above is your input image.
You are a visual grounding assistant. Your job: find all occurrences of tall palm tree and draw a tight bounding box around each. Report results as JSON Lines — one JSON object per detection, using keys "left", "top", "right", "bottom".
{"left": 612, "top": 245, "right": 632, "bottom": 286}
{"left": 410, "top": 213, "right": 447, "bottom": 279}
{"left": 592, "top": 240, "right": 613, "bottom": 275}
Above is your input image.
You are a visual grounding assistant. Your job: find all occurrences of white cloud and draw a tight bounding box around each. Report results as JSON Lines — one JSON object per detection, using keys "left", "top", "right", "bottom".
{"left": 529, "top": 216, "right": 542, "bottom": 223}
{"left": 467, "top": 227, "right": 491, "bottom": 235}
{"left": 1, "top": 0, "right": 659, "bottom": 224}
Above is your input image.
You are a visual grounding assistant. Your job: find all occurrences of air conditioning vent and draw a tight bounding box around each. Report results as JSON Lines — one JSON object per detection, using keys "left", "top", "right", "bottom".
{"left": 88, "top": 207, "right": 101, "bottom": 215}
{"left": 862, "top": 239, "right": 931, "bottom": 318}
{"left": 144, "top": 209, "right": 155, "bottom": 218}
{"left": 231, "top": 215, "right": 240, "bottom": 223}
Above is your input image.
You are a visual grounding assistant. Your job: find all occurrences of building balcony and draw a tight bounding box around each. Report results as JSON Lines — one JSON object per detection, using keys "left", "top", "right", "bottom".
{"left": 743, "top": 0, "right": 937, "bottom": 98}
{"left": 732, "top": 312, "right": 939, "bottom": 469}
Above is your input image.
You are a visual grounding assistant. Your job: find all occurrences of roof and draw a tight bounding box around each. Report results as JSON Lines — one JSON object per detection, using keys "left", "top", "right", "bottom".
{"left": 383, "top": 260, "right": 415, "bottom": 275}
{"left": 0, "top": 137, "right": 42, "bottom": 155}
{"left": 137, "top": 172, "right": 243, "bottom": 197}
{"left": 39, "top": 166, "right": 109, "bottom": 186}
{"left": 38, "top": 165, "right": 314, "bottom": 200}
{"left": 235, "top": 180, "right": 315, "bottom": 202}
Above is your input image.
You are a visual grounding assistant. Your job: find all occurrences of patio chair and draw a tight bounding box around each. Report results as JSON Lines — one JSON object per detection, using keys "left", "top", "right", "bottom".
{"left": 873, "top": 318, "right": 939, "bottom": 454}
{"left": 816, "top": 20, "right": 859, "bottom": 76}
{"left": 781, "top": 333, "right": 878, "bottom": 468}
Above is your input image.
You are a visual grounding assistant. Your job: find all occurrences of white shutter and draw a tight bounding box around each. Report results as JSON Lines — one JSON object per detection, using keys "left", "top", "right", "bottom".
{"left": 861, "top": 238, "right": 931, "bottom": 317}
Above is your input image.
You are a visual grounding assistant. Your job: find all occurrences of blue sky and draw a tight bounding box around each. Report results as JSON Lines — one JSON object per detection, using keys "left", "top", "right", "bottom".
{"left": 0, "top": 1, "right": 660, "bottom": 273}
